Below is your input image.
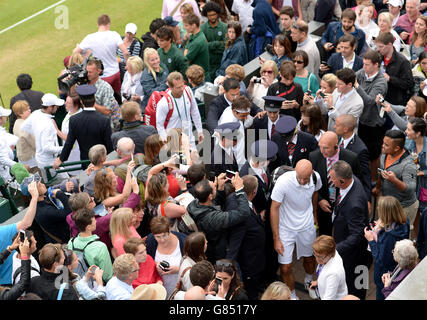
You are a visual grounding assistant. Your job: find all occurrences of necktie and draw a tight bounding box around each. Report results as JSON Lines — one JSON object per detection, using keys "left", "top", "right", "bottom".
{"left": 271, "top": 123, "right": 276, "bottom": 138}
{"left": 340, "top": 139, "right": 344, "bottom": 148}
{"left": 287, "top": 142, "right": 296, "bottom": 156}
{"left": 336, "top": 189, "right": 341, "bottom": 205}
{"left": 327, "top": 158, "right": 336, "bottom": 202}
{"left": 261, "top": 172, "right": 268, "bottom": 185}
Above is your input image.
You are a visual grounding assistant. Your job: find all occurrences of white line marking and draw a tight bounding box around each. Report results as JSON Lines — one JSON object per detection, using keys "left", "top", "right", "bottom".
{"left": 0, "top": 0, "right": 67, "bottom": 35}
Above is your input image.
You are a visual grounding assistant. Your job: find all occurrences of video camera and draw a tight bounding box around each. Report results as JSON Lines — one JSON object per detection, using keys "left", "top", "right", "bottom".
{"left": 57, "top": 56, "right": 104, "bottom": 95}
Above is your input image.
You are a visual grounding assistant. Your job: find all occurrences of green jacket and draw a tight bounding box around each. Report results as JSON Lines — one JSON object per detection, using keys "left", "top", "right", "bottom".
{"left": 158, "top": 44, "right": 188, "bottom": 78}
{"left": 68, "top": 234, "right": 113, "bottom": 284}
{"left": 185, "top": 30, "right": 211, "bottom": 82}
{"left": 201, "top": 21, "right": 227, "bottom": 80}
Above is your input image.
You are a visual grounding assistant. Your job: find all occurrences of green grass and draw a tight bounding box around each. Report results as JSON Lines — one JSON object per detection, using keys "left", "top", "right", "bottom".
{"left": 0, "top": 0, "right": 162, "bottom": 109}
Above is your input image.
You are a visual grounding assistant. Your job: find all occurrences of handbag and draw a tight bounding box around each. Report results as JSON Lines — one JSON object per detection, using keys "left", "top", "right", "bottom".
{"left": 419, "top": 187, "right": 427, "bottom": 202}
{"left": 168, "top": 266, "right": 192, "bottom": 300}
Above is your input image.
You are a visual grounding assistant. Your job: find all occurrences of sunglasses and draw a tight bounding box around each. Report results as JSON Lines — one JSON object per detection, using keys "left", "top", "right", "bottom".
{"left": 292, "top": 22, "right": 305, "bottom": 31}
{"left": 262, "top": 70, "right": 274, "bottom": 74}
{"left": 216, "top": 260, "right": 233, "bottom": 268}
{"left": 293, "top": 60, "right": 304, "bottom": 64}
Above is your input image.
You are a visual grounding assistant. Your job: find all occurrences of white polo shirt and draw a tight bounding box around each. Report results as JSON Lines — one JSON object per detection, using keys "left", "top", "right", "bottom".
{"left": 271, "top": 170, "right": 322, "bottom": 232}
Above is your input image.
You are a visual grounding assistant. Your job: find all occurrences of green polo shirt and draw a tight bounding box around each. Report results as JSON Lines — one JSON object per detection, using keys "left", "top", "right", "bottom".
{"left": 201, "top": 21, "right": 227, "bottom": 80}
{"left": 185, "top": 30, "right": 211, "bottom": 82}
{"left": 158, "top": 44, "right": 188, "bottom": 78}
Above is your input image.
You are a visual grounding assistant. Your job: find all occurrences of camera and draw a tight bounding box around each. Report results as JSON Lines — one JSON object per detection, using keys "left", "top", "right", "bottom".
{"left": 226, "top": 170, "right": 236, "bottom": 179}
{"left": 254, "top": 78, "right": 262, "bottom": 84}
{"left": 19, "top": 230, "right": 25, "bottom": 242}
{"left": 379, "top": 96, "right": 385, "bottom": 103}
{"left": 265, "top": 44, "right": 274, "bottom": 55}
{"left": 159, "top": 260, "right": 170, "bottom": 271}
{"left": 57, "top": 56, "right": 103, "bottom": 95}
{"left": 123, "top": 93, "right": 131, "bottom": 101}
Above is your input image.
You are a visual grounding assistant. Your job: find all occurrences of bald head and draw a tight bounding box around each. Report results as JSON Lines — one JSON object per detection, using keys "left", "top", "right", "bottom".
{"left": 117, "top": 137, "right": 135, "bottom": 157}
{"left": 335, "top": 115, "right": 357, "bottom": 136}
{"left": 318, "top": 131, "right": 339, "bottom": 158}
{"left": 184, "top": 286, "right": 206, "bottom": 300}
{"left": 295, "top": 159, "right": 313, "bottom": 186}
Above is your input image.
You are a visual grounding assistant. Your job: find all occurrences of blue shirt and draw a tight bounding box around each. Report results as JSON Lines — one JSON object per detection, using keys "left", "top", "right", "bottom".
{"left": 0, "top": 223, "right": 17, "bottom": 285}
{"left": 105, "top": 276, "right": 134, "bottom": 300}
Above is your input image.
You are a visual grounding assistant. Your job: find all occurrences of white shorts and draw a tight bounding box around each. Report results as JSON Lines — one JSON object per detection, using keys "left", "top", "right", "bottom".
{"left": 278, "top": 227, "right": 316, "bottom": 265}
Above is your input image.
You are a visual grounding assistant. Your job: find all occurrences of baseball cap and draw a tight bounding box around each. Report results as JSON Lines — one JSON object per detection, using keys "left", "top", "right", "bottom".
{"left": 388, "top": 0, "right": 403, "bottom": 7}
{"left": 125, "top": 23, "right": 138, "bottom": 35}
{"left": 0, "top": 106, "right": 12, "bottom": 117}
{"left": 164, "top": 16, "right": 179, "bottom": 27}
{"left": 41, "top": 93, "right": 64, "bottom": 107}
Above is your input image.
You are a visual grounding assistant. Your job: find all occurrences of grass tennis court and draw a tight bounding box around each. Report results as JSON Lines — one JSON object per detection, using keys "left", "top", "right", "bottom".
{"left": 0, "top": 0, "right": 162, "bottom": 109}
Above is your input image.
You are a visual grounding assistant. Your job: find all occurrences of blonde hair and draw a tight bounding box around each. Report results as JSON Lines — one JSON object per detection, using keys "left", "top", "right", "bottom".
{"left": 378, "top": 12, "right": 393, "bottom": 27}
{"left": 110, "top": 208, "right": 134, "bottom": 241}
{"left": 68, "top": 52, "right": 84, "bottom": 67}
{"left": 12, "top": 100, "right": 29, "bottom": 117}
{"left": 166, "top": 71, "right": 184, "bottom": 87}
{"left": 261, "top": 281, "right": 291, "bottom": 300}
{"left": 146, "top": 173, "right": 169, "bottom": 205}
{"left": 113, "top": 253, "right": 137, "bottom": 281}
{"left": 260, "top": 60, "right": 279, "bottom": 78}
{"left": 225, "top": 64, "right": 245, "bottom": 82}
{"left": 322, "top": 73, "right": 337, "bottom": 90}
{"left": 180, "top": 2, "right": 194, "bottom": 14}
{"left": 312, "top": 235, "right": 336, "bottom": 256}
{"left": 143, "top": 48, "right": 161, "bottom": 80}
{"left": 127, "top": 56, "right": 144, "bottom": 74}
{"left": 377, "top": 196, "right": 407, "bottom": 230}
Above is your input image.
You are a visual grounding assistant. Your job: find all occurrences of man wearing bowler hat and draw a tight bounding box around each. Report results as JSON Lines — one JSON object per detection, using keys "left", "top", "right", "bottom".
{"left": 211, "top": 122, "right": 241, "bottom": 177}
{"left": 269, "top": 115, "right": 318, "bottom": 172}
{"left": 54, "top": 85, "right": 113, "bottom": 170}
{"left": 252, "top": 96, "right": 284, "bottom": 141}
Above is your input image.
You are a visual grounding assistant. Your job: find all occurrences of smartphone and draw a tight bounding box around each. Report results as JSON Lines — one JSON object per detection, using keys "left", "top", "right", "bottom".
{"left": 377, "top": 168, "right": 384, "bottom": 174}
{"left": 90, "top": 266, "right": 97, "bottom": 275}
{"left": 226, "top": 170, "right": 236, "bottom": 179}
{"left": 319, "top": 91, "right": 326, "bottom": 98}
{"left": 19, "top": 230, "right": 25, "bottom": 242}
{"left": 131, "top": 153, "right": 134, "bottom": 162}
{"left": 215, "top": 277, "right": 222, "bottom": 287}
{"left": 306, "top": 89, "right": 311, "bottom": 95}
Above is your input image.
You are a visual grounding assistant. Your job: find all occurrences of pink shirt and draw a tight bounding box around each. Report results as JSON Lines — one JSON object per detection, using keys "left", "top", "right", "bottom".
{"left": 112, "top": 226, "right": 141, "bottom": 257}
{"left": 396, "top": 13, "right": 419, "bottom": 37}
{"left": 327, "top": 149, "right": 340, "bottom": 166}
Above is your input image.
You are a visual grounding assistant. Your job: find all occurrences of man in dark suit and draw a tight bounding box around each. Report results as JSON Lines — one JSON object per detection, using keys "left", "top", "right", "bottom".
{"left": 335, "top": 114, "right": 372, "bottom": 205}
{"left": 225, "top": 175, "right": 267, "bottom": 300}
{"left": 309, "top": 131, "right": 361, "bottom": 236}
{"left": 111, "top": 101, "right": 157, "bottom": 154}
{"left": 252, "top": 96, "right": 284, "bottom": 141}
{"left": 319, "top": 34, "right": 364, "bottom": 77}
{"left": 330, "top": 160, "right": 371, "bottom": 300}
{"left": 269, "top": 115, "right": 318, "bottom": 172}
{"left": 210, "top": 122, "right": 240, "bottom": 176}
{"left": 9, "top": 73, "right": 44, "bottom": 133}
{"left": 206, "top": 78, "right": 262, "bottom": 134}
{"left": 53, "top": 85, "right": 113, "bottom": 169}
{"left": 239, "top": 140, "right": 278, "bottom": 214}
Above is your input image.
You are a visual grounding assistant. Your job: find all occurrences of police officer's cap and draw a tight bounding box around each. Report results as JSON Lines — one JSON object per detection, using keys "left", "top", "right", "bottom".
{"left": 251, "top": 140, "right": 278, "bottom": 160}
{"left": 75, "top": 84, "right": 97, "bottom": 97}
{"left": 215, "top": 122, "right": 240, "bottom": 139}
{"left": 262, "top": 96, "right": 284, "bottom": 112}
{"left": 276, "top": 115, "right": 297, "bottom": 134}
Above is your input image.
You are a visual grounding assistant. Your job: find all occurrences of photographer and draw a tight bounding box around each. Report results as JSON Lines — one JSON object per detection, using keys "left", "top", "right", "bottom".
{"left": 0, "top": 238, "right": 31, "bottom": 300}
{"left": 247, "top": 60, "right": 279, "bottom": 110}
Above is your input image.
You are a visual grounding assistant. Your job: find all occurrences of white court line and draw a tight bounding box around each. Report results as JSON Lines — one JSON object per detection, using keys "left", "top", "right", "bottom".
{"left": 0, "top": 0, "right": 67, "bottom": 35}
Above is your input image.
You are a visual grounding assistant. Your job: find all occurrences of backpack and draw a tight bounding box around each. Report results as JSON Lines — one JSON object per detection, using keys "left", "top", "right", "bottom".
{"left": 12, "top": 265, "right": 40, "bottom": 285}
{"left": 143, "top": 87, "right": 192, "bottom": 130}
{"left": 69, "top": 237, "right": 100, "bottom": 278}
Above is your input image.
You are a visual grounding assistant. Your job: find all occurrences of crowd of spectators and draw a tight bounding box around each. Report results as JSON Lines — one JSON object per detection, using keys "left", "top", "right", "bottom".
{"left": 1, "top": 0, "right": 427, "bottom": 301}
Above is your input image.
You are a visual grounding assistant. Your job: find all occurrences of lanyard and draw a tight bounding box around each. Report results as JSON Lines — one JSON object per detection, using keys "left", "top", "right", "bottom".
{"left": 172, "top": 95, "right": 188, "bottom": 122}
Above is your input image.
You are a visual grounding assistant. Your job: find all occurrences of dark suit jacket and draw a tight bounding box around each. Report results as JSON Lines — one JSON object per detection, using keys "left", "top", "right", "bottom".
{"left": 319, "top": 52, "right": 364, "bottom": 77}
{"left": 252, "top": 115, "right": 285, "bottom": 141}
{"left": 210, "top": 142, "right": 239, "bottom": 177}
{"left": 344, "top": 134, "right": 371, "bottom": 201}
{"left": 269, "top": 131, "right": 319, "bottom": 171}
{"left": 239, "top": 161, "right": 271, "bottom": 213}
{"left": 225, "top": 197, "right": 266, "bottom": 277}
{"left": 332, "top": 176, "right": 370, "bottom": 268}
{"left": 59, "top": 109, "right": 113, "bottom": 162}
{"left": 206, "top": 94, "right": 262, "bottom": 134}
{"left": 9, "top": 89, "right": 44, "bottom": 133}
{"left": 309, "top": 147, "right": 361, "bottom": 204}
{"left": 111, "top": 121, "right": 157, "bottom": 154}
